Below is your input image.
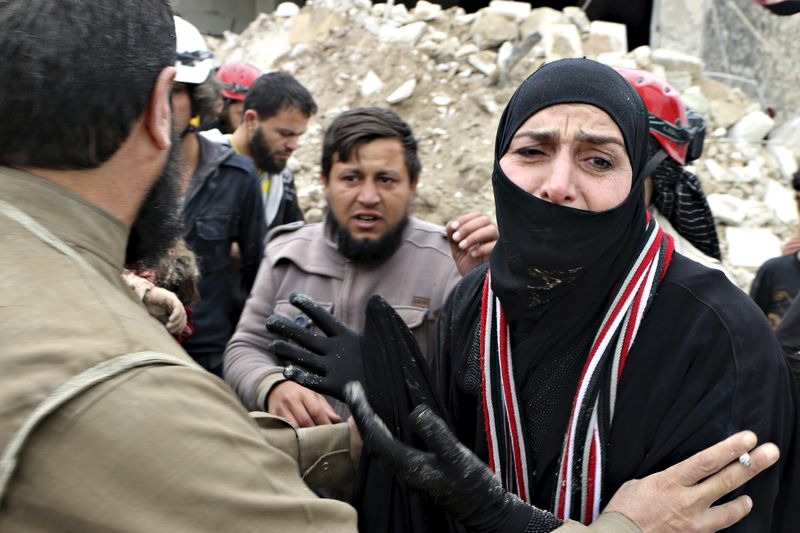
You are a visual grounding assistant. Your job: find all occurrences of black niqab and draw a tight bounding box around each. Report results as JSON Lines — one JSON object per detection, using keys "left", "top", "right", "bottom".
{"left": 489, "top": 58, "right": 651, "bottom": 376}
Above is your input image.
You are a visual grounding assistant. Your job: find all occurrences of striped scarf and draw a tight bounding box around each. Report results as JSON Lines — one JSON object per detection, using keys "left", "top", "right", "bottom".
{"left": 479, "top": 215, "right": 674, "bottom": 524}
{"left": 650, "top": 158, "right": 720, "bottom": 261}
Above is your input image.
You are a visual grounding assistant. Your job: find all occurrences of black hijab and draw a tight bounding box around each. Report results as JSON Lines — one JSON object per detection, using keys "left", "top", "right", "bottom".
{"left": 488, "top": 58, "right": 651, "bottom": 375}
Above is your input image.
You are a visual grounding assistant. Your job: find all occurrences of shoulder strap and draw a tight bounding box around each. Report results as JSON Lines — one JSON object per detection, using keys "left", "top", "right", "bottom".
{"left": 0, "top": 197, "right": 95, "bottom": 274}
{"left": 0, "top": 197, "right": 200, "bottom": 502}
{"left": 0, "top": 351, "right": 198, "bottom": 504}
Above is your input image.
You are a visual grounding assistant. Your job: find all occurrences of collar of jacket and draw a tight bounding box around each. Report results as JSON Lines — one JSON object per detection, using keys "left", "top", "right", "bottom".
{"left": 183, "top": 134, "right": 238, "bottom": 209}
{"left": 0, "top": 166, "right": 128, "bottom": 282}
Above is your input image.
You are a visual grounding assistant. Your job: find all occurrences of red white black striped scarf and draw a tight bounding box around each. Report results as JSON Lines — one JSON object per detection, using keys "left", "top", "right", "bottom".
{"left": 479, "top": 215, "right": 674, "bottom": 524}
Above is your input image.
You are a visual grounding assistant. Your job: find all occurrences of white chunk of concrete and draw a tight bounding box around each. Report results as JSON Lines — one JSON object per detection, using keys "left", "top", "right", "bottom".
{"left": 729, "top": 111, "right": 775, "bottom": 143}
{"left": 275, "top": 2, "right": 301, "bottom": 17}
{"left": 488, "top": 0, "right": 531, "bottom": 22}
{"left": 767, "top": 145, "right": 799, "bottom": 180}
{"left": 764, "top": 178, "right": 798, "bottom": 224}
{"left": 386, "top": 78, "right": 417, "bottom": 104}
{"left": 725, "top": 227, "right": 782, "bottom": 268}
{"left": 708, "top": 193, "right": 749, "bottom": 225}
{"left": 360, "top": 70, "right": 384, "bottom": 96}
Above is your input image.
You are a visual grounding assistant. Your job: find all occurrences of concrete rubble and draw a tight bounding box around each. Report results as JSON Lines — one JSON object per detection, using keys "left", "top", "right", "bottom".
{"left": 209, "top": 0, "right": 800, "bottom": 291}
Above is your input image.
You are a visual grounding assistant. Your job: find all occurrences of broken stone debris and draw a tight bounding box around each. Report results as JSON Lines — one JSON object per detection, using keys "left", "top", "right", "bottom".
{"left": 386, "top": 78, "right": 417, "bottom": 104}
{"left": 209, "top": 0, "right": 800, "bottom": 290}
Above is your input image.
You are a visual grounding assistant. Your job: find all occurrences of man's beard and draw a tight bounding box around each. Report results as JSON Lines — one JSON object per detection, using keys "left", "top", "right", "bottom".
{"left": 217, "top": 101, "right": 237, "bottom": 135}
{"left": 249, "top": 127, "right": 287, "bottom": 175}
{"left": 327, "top": 210, "right": 409, "bottom": 264}
{"left": 125, "top": 138, "right": 184, "bottom": 267}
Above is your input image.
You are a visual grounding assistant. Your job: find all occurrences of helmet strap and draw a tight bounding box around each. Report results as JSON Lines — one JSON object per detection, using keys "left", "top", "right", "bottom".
{"left": 180, "top": 123, "right": 198, "bottom": 139}
{"left": 643, "top": 149, "right": 669, "bottom": 179}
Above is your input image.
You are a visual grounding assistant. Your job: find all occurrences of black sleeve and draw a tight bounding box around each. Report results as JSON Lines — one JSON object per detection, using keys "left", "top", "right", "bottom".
{"left": 270, "top": 173, "right": 304, "bottom": 231}
{"left": 750, "top": 263, "right": 773, "bottom": 315}
{"left": 776, "top": 298, "right": 800, "bottom": 392}
{"left": 237, "top": 171, "right": 266, "bottom": 293}
{"left": 283, "top": 178, "right": 306, "bottom": 224}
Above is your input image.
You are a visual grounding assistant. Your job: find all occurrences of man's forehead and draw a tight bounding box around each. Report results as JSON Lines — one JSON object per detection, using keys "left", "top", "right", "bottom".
{"left": 261, "top": 106, "right": 309, "bottom": 127}
{"left": 334, "top": 138, "right": 405, "bottom": 163}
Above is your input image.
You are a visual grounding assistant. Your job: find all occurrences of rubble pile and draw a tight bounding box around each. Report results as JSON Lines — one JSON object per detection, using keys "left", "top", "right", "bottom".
{"left": 210, "top": 0, "right": 800, "bottom": 289}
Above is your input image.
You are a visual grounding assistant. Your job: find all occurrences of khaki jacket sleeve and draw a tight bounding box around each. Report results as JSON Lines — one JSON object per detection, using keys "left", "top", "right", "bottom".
{"left": 2, "top": 365, "right": 357, "bottom": 532}
{"left": 224, "top": 248, "right": 286, "bottom": 411}
{"left": 556, "top": 513, "right": 641, "bottom": 532}
{"left": 250, "top": 412, "right": 355, "bottom": 491}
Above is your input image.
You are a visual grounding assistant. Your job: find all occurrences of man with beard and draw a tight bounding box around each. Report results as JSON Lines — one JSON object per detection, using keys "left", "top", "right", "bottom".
{"left": 172, "top": 16, "right": 266, "bottom": 376}
{"left": 227, "top": 71, "right": 311, "bottom": 230}
{"left": 0, "top": 1, "right": 359, "bottom": 529}
{"left": 225, "top": 107, "right": 500, "bottom": 427}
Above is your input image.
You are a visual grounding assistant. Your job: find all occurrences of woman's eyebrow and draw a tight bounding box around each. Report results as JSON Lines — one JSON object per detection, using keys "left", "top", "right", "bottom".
{"left": 511, "top": 129, "right": 559, "bottom": 143}
{"left": 576, "top": 130, "right": 625, "bottom": 149}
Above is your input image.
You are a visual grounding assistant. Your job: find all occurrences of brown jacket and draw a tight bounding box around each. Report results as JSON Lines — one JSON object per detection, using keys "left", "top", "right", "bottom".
{"left": 224, "top": 218, "right": 463, "bottom": 412}
{"left": 0, "top": 167, "right": 356, "bottom": 532}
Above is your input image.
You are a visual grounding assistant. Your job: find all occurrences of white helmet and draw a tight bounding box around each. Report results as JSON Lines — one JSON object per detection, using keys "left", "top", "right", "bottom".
{"left": 174, "top": 16, "right": 213, "bottom": 85}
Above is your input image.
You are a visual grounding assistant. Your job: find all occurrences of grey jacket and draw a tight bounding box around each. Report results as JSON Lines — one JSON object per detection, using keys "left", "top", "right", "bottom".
{"left": 224, "top": 217, "right": 462, "bottom": 412}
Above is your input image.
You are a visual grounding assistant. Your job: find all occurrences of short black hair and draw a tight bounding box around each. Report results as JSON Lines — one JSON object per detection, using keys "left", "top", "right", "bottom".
{"left": 0, "top": 0, "right": 175, "bottom": 169}
{"left": 243, "top": 72, "right": 317, "bottom": 120}
{"left": 191, "top": 77, "right": 222, "bottom": 124}
{"left": 792, "top": 169, "right": 800, "bottom": 192}
{"left": 321, "top": 107, "right": 421, "bottom": 184}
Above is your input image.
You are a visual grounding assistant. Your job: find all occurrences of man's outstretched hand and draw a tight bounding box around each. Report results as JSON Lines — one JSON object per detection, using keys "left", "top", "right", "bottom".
{"left": 447, "top": 212, "right": 499, "bottom": 276}
{"left": 605, "top": 430, "right": 779, "bottom": 532}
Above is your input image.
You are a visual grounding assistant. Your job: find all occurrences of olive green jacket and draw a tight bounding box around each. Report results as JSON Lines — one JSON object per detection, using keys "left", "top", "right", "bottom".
{"left": 0, "top": 167, "right": 356, "bottom": 532}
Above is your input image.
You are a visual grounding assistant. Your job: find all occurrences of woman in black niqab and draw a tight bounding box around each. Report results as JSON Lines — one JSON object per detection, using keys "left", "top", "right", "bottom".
{"left": 464, "top": 58, "right": 678, "bottom": 524}
{"left": 489, "top": 57, "right": 652, "bottom": 365}
{"left": 272, "top": 58, "right": 798, "bottom": 532}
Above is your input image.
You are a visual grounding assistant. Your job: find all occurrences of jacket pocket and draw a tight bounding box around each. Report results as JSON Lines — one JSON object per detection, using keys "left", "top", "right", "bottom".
{"left": 391, "top": 305, "right": 434, "bottom": 362}
{"left": 391, "top": 305, "right": 429, "bottom": 329}
{"left": 194, "top": 216, "right": 232, "bottom": 274}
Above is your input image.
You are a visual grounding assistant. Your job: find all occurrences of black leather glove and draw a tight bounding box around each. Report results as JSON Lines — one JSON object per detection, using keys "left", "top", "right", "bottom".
{"left": 345, "top": 381, "right": 564, "bottom": 533}
{"left": 266, "top": 292, "right": 367, "bottom": 400}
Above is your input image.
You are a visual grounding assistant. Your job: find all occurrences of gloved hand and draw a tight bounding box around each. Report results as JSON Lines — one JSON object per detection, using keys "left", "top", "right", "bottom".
{"left": 266, "top": 292, "right": 366, "bottom": 400}
{"left": 344, "top": 381, "right": 563, "bottom": 533}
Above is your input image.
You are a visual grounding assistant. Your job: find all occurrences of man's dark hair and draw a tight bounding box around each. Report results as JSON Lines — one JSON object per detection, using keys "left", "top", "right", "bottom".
{"left": 792, "top": 169, "right": 800, "bottom": 192}
{"left": 0, "top": 1, "right": 175, "bottom": 169}
{"left": 243, "top": 72, "right": 317, "bottom": 120}
{"left": 191, "top": 77, "right": 222, "bottom": 124}
{"left": 321, "top": 107, "right": 421, "bottom": 184}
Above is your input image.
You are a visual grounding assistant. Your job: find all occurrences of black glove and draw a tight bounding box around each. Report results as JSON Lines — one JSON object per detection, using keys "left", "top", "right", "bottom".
{"left": 345, "top": 381, "right": 564, "bottom": 533}
{"left": 266, "top": 292, "right": 367, "bottom": 400}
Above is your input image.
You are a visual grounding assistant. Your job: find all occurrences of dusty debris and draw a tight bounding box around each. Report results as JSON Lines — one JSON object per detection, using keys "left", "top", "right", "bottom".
{"left": 209, "top": 0, "right": 800, "bottom": 290}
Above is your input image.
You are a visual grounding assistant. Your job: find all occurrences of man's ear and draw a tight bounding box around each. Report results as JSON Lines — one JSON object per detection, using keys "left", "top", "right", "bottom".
{"left": 243, "top": 109, "right": 259, "bottom": 130}
{"left": 320, "top": 172, "right": 330, "bottom": 186}
{"left": 145, "top": 66, "right": 176, "bottom": 150}
{"left": 410, "top": 178, "right": 418, "bottom": 193}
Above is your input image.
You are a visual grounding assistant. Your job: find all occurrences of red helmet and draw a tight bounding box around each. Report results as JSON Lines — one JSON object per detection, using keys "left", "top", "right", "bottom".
{"left": 616, "top": 67, "right": 701, "bottom": 165}
{"left": 217, "top": 62, "right": 262, "bottom": 101}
